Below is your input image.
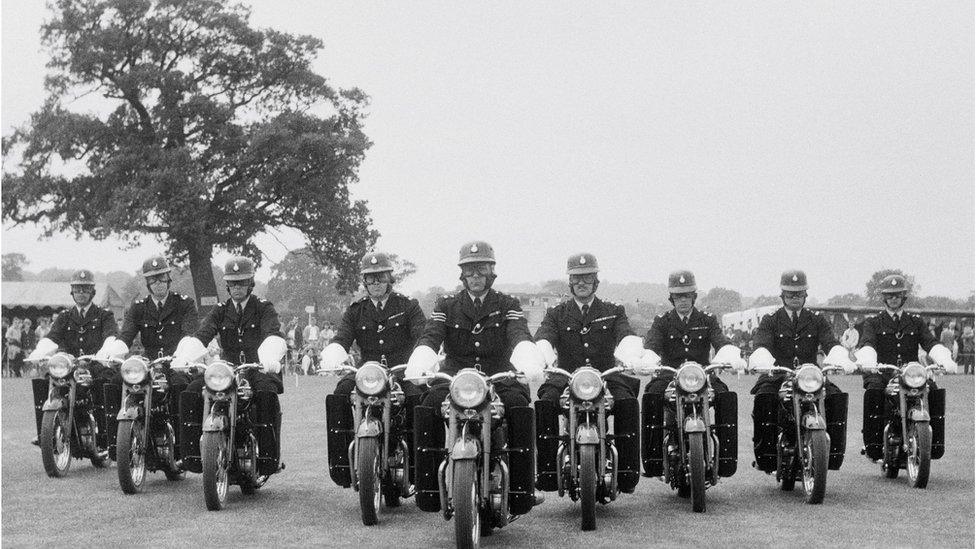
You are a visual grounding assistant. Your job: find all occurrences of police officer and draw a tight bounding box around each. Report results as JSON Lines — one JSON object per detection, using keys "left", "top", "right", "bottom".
{"left": 405, "top": 240, "right": 545, "bottom": 515}
{"left": 175, "top": 257, "right": 288, "bottom": 476}
{"left": 748, "top": 270, "right": 855, "bottom": 472}
{"left": 854, "top": 274, "right": 957, "bottom": 462}
{"left": 534, "top": 253, "right": 645, "bottom": 493}
{"left": 322, "top": 251, "right": 427, "bottom": 487}
{"left": 640, "top": 270, "right": 746, "bottom": 479}
{"left": 106, "top": 255, "right": 199, "bottom": 459}
{"left": 28, "top": 269, "right": 125, "bottom": 448}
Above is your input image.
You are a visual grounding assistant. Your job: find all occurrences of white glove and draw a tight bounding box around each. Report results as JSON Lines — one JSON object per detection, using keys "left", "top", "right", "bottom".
{"left": 748, "top": 347, "right": 775, "bottom": 370}
{"left": 535, "top": 339, "right": 557, "bottom": 368}
{"left": 171, "top": 336, "right": 208, "bottom": 369}
{"left": 511, "top": 340, "right": 545, "bottom": 382}
{"left": 714, "top": 344, "right": 747, "bottom": 372}
{"left": 320, "top": 343, "right": 349, "bottom": 371}
{"left": 854, "top": 346, "right": 878, "bottom": 369}
{"left": 928, "top": 344, "right": 958, "bottom": 373}
{"left": 27, "top": 338, "right": 59, "bottom": 361}
{"left": 825, "top": 345, "right": 856, "bottom": 374}
{"left": 257, "top": 335, "right": 287, "bottom": 373}
{"left": 613, "top": 335, "right": 644, "bottom": 366}
{"left": 633, "top": 349, "right": 661, "bottom": 375}
{"left": 406, "top": 345, "right": 439, "bottom": 385}
{"left": 95, "top": 336, "right": 129, "bottom": 360}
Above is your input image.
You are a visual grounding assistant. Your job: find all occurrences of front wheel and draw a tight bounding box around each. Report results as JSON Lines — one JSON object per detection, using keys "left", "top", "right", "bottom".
{"left": 688, "top": 433, "right": 706, "bottom": 513}
{"left": 201, "top": 431, "right": 230, "bottom": 511}
{"left": 40, "top": 409, "right": 71, "bottom": 478}
{"left": 907, "top": 422, "right": 932, "bottom": 489}
{"left": 802, "top": 430, "right": 828, "bottom": 504}
{"left": 116, "top": 419, "right": 146, "bottom": 494}
{"left": 579, "top": 444, "right": 597, "bottom": 531}
{"left": 453, "top": 460, "right": 480, "bottom": 549}
{"left": 357, "top": 437, "right": 382, "bottom": 526}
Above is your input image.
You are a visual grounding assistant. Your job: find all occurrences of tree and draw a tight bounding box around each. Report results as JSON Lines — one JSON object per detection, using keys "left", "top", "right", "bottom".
{"left": 826, "top": 293, "right": 867, "bottom": 306}
{"left": 865, "top": 269, "right": 917, "bottom": 304}
{"left": 750, "top": 295, "right": 782, "bottom": 308}
{"left": 1, "top": 253, "right": 28, "bottom": 281}
{"left": 266, "top": 249, "right": 347, "bottom": 324}
{"left": 2, "top": 0, "right": 376, "bottom": 314}
{"left": 697, "top": 287, "right": 742, "bottom": 317}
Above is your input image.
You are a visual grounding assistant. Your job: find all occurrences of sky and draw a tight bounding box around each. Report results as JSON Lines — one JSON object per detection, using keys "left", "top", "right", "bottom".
{"left": 2, "top": 1, "right": 974, "bottom": 301}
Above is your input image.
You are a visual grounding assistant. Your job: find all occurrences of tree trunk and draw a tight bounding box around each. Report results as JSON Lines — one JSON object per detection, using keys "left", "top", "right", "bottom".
{"left": 187, "top": 241, "right": 220, "bottom": 318}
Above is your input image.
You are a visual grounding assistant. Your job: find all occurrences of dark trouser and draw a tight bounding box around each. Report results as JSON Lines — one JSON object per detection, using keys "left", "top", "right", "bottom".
{"left": 535, "top": 373, "right": 640, "bottom": 492}
{"left": 862, "top": 373, "right": 944, "bottom": 460}
{"left": 751, "top": 374, "right": 847, "bottom": 472}
{"left": 179, "top": 370, "right": 282, "bottom": 474}
{"left": 414, "top": 379, "right": 535, "bottom": 514}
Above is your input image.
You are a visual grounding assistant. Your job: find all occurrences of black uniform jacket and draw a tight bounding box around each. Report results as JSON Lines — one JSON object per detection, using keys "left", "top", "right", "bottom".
{"left": 859, "top": 311, "right": 938, "bottom": 366}
{"left": 417, "top": 289, "right": 532, "bottom": 376}
{"left": 119, "top": 292, "right": 199, "bottom": 358}
{"left": 753, "top": 307, "right": 839, "bottom": 367}
{"left": 194, "top": 296, "right": 282, "bottom": 364}
{"left": 332, "top": 292, "right": 426, "bottom": 366}
{"left": 47, "top": 305, "right": 118, "bottom": 357}
{"left": 535, "top": 297, "right": 632, "bottom": 373}
{"left": 645, "top": 307, "right": 729, "bottom": 368}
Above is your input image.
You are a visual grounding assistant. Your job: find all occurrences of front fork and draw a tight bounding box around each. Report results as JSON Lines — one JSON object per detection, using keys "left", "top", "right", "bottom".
{"left": 43, "top": 380, "right": 77, "bottom": 446}
{"left": 674, "top": 394, "right": 716, "bottom": 483}
{"left": 898, "top": 386, "right": 929, "bottom": 454}
{"left": 202, "top": 391, "right": 235, "bottom": 468}
{"left": 118, "top": 384, "right": 152, "bottom": 459}
{"left": 348, "top": 397, "right": 391, "bottom": 490}
{"left": 560, "top": 400, "right": 616, "bottom": 499}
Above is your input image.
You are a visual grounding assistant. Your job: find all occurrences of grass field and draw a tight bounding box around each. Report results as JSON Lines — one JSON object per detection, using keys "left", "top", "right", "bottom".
{"left": 2, "top": 374, "right": 973, "bottom": 548}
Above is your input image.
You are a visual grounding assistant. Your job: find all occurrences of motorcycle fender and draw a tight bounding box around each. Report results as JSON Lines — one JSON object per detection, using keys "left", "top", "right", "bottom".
{"left": 908, "top": 408, "right": 930, "bottom": 422}
{"left": 116, "top": 406, "right": 142, "bottom": 421}
{"left": 575, "top": 424, "right": 600, "bottom": 445}
{"left": 450, "top": 437, "right": 480, "bottom": 460}
{"left": 802, "top": 414, "right": 826, "bottom": 430}
{"left": 42, "top": 397, "right": 65, "bottom": 412}
{"left": 356, "top": 417, "right": 382, "bottom": 438}
{"left": 202, "top": 414, "right": 226, "bottom": 432}
{"left": 683, "top": 417, "right": 706, "bottom": 433}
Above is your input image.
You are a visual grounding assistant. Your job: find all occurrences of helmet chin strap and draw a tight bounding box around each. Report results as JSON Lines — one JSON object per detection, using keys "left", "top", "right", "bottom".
{"left": 569, "top": 280, "right": 599, "bottom": 299}
{"left": 460, "top": 273, "right": 496, "bottom": 293}
{"left": 780, "top": 296, "right": 806, "bottom": 310}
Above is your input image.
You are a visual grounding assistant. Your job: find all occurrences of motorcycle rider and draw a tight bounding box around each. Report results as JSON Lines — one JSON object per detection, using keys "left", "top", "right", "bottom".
{"left": 28, "top": 269, "right": 125, "bottom": 449}
{"left": 322, "top": 251, "right": 427, "bottom": 487}
{"left": 640, "top": 270, "right": 746, "bottom": 479}
{"left": 854, "top": 274, "right": 957, "bottom": 461}
{"left": 748, "top": 270, "right": 856, "bottom": 472}
{"left": 175, "top": 257, "right": 287, "bottom": 476}
{"left": 405, "top": 240, "right": 546, "bottom": 515}
{"left": 533, "top": 253, "right": 645, "bottom": 493}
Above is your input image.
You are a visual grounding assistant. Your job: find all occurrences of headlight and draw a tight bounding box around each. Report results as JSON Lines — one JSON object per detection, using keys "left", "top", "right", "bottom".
{"left": 677, "top": 362, "right": 706, "bottom": 393}
{"left": 450, "top": 370, "right": 488, "bottom": 408}
{"left": 902, "top": 362, "right": 927, "bottom": 389}
{"left": 570, "top": 368, "right": 604, "bottom": 401}
{"left": 121, "top": 357, "right": 149, "bottom": 385}
{"left": 48, "top": 353, "right": 73, "bottom": 379}
{"left": 355, "top": 362, "right": 388, "bottom": 395}
{"left": 796, "top": 364, "right": 824, "bottom": 393}
{"left": 204, "top": 361, "right": 234, "bottom": 392}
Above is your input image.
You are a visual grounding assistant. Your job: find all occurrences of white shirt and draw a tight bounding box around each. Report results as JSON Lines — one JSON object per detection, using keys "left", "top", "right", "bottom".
{"left": 231, "top": 296, "right": 251, "bottom": 313}
{"left": 574, "top": 298, "right": 594, "bottom": 314}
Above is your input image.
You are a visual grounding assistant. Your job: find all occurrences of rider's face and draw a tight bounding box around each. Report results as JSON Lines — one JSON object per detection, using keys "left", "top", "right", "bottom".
{"left": 227, "top": 280, "right": 251, "bottom": 302}
{"left": 461, "top": 263, "right": 492, "bottom": 295}
{"left": 146, "top": 274, "right": 170, "bottom": 300}
{"left": 781, "top": 291, "right": 807, "bottom": 312}
{"left": 671, "top": 293, "right": 695, "bottom": 316}
{"left": 883, "top": 293, "right": 906, "bottom": 310}
{"left": 363, "top": 272, "right": 391, "bottom": 299}
{"left": 71, "top": 285, "right": 94, "bottom": 307}
{"left": 569, "top": 274, "right": 597, "bottom": 300}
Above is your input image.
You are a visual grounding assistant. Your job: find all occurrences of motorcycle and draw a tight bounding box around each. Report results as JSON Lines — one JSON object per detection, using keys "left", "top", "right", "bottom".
{"left": 194, "top": 361, "right": 282, "bottom": 510}
{"left": 542, "top": 364, "right": 633, "bottom": 530}
{"left": 646, "top": 361, "right": 734, "bottom": 513}
{"left": 752, "top": 363, "right": 842, "bottom": 504}
{"left": 113, "top": 355, "right": 185, "bottom": 493}
{"left": 863, "top": 362, "right": 944, "bottom": 488}
{"left": 29, "top": 353, "right": 114, "bottom": 477}
{"left": 322, "top": 360, "right": 413, "bottom": 525}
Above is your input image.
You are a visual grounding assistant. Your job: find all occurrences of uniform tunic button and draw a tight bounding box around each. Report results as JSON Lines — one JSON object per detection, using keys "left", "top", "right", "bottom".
{"left": 475, "top": 342, "right": 480, "bottom": 347}
{"left": 379, "top": 339, "right": 384, "bottom": 345}
{"left": 684, "top": 347, "right": 689, "bottom": 352}
{"left": 583, "top": 343, "right": 589, "bottom": 348}
{"left": 362, "top": 326, "right": 367, "bottom": 330}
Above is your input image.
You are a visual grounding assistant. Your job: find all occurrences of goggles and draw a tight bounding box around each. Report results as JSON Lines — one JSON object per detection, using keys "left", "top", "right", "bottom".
{"left": 461, "top": 264, "right": 493, "bottom": 277}
{"left": 363, "top": 273, "right": 391, "bottom": 285}
{"left": 782, "top": 291, "right": 807, "bottom": 299}
{"left": 226, "top": 279, "right": 252, "bottom": 288}
{"left": 146, "top": 274, "right": 171, "bottom": 285}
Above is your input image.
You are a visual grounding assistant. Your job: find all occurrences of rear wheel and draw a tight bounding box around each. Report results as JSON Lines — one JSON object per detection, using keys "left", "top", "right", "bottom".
{"left": 201, "top": 431, "right": 229, "bottom": 511}
{"left": 453, "top": 460, "right": 480, "bottom": 549}
{"left": 357, "top": 437, "right": 382, "bottom": 526}
{"left": 580, "top": 444, "right": 597, "bottom": 531}
{"left": 802, "top": 430, "right": 828, "bottom": 504}
{"left": 40, "top": 410, "right": 71, "bottom": 478}
{"left": 907, "top": 422, "right": 932, "bottom": 489}
{"left": 116, "top": 419, "right": 146, "bottom": 494}
{"left": 688, "top": 433, "right": 706, "bottom": 513}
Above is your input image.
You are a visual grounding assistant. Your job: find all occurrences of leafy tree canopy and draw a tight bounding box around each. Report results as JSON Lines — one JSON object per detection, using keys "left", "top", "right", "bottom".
{"left": 1, "top": 253, "right": 29, "bottom": 281}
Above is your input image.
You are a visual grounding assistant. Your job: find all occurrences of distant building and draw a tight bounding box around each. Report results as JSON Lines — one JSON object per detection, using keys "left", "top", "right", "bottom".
{"left": 1, "top": 281, "right": 125, "bottom": 322}
{"left": 510, "top": 291, "right": 566, "bottom": 333}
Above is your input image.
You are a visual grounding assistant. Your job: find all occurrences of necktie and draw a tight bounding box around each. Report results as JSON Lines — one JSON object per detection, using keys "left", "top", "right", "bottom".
{"left": 791, "top": 312, "right": 798, "bottom": 329}
{"left": 582, "top": 304, "right": 590, "bottom": 317}
{"left": 236, "top": 303, "right": 243, "bottom": 316}
{"left": 474, "top": 297, "right": 483, "bottom": 310}
{"left": 377, "top": 301, "right": 384, "bottom": 313}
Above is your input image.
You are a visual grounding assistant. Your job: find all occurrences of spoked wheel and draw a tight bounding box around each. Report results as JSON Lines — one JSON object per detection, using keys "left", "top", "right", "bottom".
{"left": 453, "top": 460, "right": 480, "bottom": 549}
{"left": 579, "top": 444, "right": 597, "bottom": 531}
{"left": 117, "top": 419, "right": 147, "bottom": 494}
{"left": 202, "top": 432, "right": 230, "bottom": 511}
{"left": 688, "top": 433, "right": 706, "bottom": 513}
{"left": 357, "top": 437, "right": 383, "bottom": 526}
{"left": 802, "top": 430, "right": 828, "bottom": 504}
{"left": 907, "top": 422, "right": 932, "bottom": 489}
{"left": 40, "top": 409, "right": 71, "bottom": 478}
